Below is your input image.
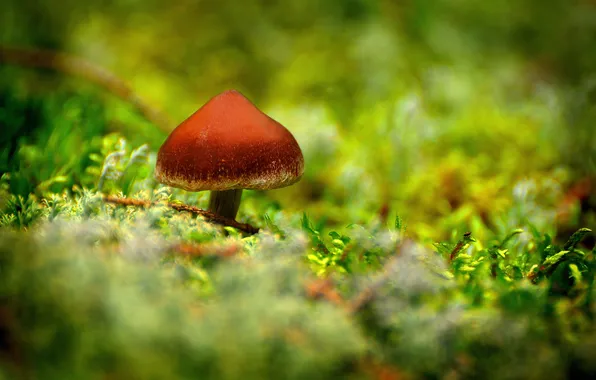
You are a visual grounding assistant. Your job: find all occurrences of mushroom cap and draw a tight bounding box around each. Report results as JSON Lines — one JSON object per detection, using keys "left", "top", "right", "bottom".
{"left": 155, "top": 90, "right": 304, "bottom": 191}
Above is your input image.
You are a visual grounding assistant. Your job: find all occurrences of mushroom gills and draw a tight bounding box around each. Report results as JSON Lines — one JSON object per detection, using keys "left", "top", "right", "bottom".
{"left": 208, "top": 189, "right": 243, "bottom": 220}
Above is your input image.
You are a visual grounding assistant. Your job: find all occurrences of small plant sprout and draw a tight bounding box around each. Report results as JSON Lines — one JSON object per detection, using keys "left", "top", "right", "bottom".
{"left": 154, "top": 89, "right": 304, "bottom": 220}
{"left": 96, "top": 138, "right": 149, "bottom": 193}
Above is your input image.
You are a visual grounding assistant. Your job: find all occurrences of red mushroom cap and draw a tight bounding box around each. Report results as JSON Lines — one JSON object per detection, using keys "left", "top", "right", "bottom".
{"left": 155, "top": 89, "right": 304, "bottom": 191}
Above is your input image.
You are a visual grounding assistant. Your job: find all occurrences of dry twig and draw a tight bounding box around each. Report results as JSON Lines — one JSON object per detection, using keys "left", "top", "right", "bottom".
{"left": 0, "top": 45, "right": 171, "bottom": 132}
{"left": 345, "top": 253, "right": 401, "bottom": 314}
{"left": 102, "top": 195, "right": 260, "bottom": 235}
{"left": 304, "top": 278, "right": 346, "bottom": 308}
{"left": 171, "top": 242, "right": 241, "bottom": 258}
{"left": 305, "top": 241, "right": 409, "bottom": 314}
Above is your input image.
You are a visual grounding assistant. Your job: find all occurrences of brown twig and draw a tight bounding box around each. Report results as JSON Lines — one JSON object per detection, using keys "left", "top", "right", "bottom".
{"left": 359, "top": 357, "right": 412, "bottom": 380}
{"left": 304, "top": 278, "right": 346, "bottom": 308}
{"left": 305, "top": 243, "right": 407, "bottom": 314}
{"left": 345, "top": 253, "right": 401, "bottom": 314}
{"left": 307, "top": 238, "right": 451, "bottom": 315}
{"left": 304, "top": 270, "right": 392, "bottom": 315}
{"left": 102, "top": 195, "right": 260, "bottom": 235}
{"left": 171, "top": 242, "right": 241, "bottom": 258}
{"left": 0, "top": 45, "right": 171, "bottom": 132}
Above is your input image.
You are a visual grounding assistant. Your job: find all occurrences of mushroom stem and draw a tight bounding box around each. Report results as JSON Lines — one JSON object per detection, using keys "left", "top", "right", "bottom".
{"left": 208, "top": 189, "right": 243, "bottom": 220}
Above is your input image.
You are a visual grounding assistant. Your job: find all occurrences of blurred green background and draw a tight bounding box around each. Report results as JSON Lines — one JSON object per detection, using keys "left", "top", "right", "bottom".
{"left": 1, "top": 0, "right": 596, "bottom": 241}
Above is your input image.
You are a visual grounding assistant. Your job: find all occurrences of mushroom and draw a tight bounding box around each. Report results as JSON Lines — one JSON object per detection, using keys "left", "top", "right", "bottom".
{"left": 154, "top": 89, "right": 304, "bottom": 221}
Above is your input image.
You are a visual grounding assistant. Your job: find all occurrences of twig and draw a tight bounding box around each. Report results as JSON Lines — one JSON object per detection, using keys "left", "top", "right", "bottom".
{"left": 304, "top": 278, "right": 346, "bottom": 308}
{"left": 308, "top": 239, "right": 453, "bottom": 315}
{"left": 171, "top": 242, "right": 241, "bottom": 258}
{"left": 0, "top": 45, "right": 171, "bottom": 132}
{"left": 304, "top": 267, "right": 392, "bottom": 314}
{"left": 346, "top": 253, "right": 401, "bottom": 314}
{"left": 359, "top": 357, "right": 412, "bottom": 380}
{"left": 102, "top": 195, "right": 260, "bottom": 235}
{"left": 305, "top": 243, "right": 406, "bottom": 314}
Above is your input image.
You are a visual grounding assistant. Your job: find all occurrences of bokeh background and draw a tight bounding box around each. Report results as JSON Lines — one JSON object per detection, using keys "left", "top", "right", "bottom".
{"left": 1, "top": 0, "right": 595, "bottom": 241}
